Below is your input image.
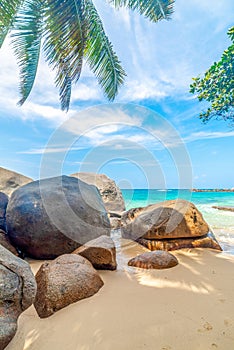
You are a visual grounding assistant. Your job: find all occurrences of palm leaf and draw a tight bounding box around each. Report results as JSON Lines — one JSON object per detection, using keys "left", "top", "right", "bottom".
{"left": 0, "top": 0, "right": 23, "bottom": 48}
{"left": 109, "top": 0, "right": 175, "bottom": 22}
{"left": 11, "top": 0, "right": 44, "bottom": 105}
{"left": 84, "top": 0, "right": 126, "bottom": 101}
{"left": 43, "top": 0, "right": 86, "bottom": 111}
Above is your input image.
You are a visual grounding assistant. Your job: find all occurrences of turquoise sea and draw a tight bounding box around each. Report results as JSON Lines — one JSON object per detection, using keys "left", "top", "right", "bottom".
{"left": 122, "top": 189, "right": 234, "bottom": 255}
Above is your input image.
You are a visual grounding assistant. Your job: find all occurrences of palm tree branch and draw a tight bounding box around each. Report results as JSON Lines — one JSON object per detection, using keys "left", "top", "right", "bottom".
{"left": 84, "top": 0, "right": 126, "bottom": 101}
{"left": 10, "top": 0, "right": 44, "bottom": 105}
{"left": 108, "top": 0, "right": 175, "bottom": 22}
{"left": 43, "top": 0, "right": 86, "bottom": 110}
{"left": 0, "top": 0, "right": 24, "bottom": 48}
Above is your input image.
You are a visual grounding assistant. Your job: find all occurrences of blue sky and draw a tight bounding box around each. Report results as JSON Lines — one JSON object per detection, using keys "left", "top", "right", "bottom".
{"left": 0, "top": 0, "right": 233, "bottom": 189}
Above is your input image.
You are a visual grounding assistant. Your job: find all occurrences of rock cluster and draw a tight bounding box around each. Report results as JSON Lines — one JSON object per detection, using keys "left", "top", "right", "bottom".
{"left": 0, "top": 245, "right": 36, "bottom": 350}
{"left": 0, "top": 167, "right": 224, "bottom": 349}
{"left": 121, "top": 200, "right": 222, "bottom": 251}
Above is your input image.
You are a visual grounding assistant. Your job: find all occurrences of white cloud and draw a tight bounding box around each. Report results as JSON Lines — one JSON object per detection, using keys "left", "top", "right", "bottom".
{"left": 185, "top": 130, "right": 234, "bottom": 143}
{"left": 61, "top": 105, "right": 143, "bottom": 136}
{"left": 124, "top": 79, "right": 168, "bottom": 100}
{"left": 18, "top": 146, "right": 84, "bottom": 155}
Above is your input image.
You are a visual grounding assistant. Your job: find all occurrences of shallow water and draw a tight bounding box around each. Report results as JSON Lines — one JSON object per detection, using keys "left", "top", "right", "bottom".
{"left": 122, "top": 189, "right": 234, "bottom": 255}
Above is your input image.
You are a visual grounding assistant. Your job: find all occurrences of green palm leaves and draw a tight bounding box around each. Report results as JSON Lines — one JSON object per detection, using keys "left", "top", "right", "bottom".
{"left": 0, "top": 0, "right": 174, "bottom": 111}
{"left": 109, "top": 0, "right": 174, "bottom": 22}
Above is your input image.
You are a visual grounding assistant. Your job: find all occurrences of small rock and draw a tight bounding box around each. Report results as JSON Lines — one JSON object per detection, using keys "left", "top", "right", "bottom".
{"left": 128, "top": 250, "right": 179, "bottom": 269}
{"left": 34, "top": 254, "right": 104, "bottom": 318}
{"left": 72, "top": 235, "right": 117, "bottom": 270}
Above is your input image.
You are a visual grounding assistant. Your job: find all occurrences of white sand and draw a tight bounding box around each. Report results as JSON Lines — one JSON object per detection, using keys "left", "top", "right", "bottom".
{"left": 6, "top": 237, "right": 234, "bottom": 350}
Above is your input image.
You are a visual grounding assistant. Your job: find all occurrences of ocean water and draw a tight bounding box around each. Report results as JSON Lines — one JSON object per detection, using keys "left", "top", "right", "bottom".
{"left": 122, "top": 189, "right": 234, "bottom": 255}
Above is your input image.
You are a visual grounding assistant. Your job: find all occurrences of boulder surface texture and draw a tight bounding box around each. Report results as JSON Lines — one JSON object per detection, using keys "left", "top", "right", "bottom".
{"left": 34, "top": 254, "right": 104, "bottom": 318}
{"left": 6, "top": 175, "right": 111, "bottom": 259}
{"left": 0, "top": 192, "right": 8, "bottom": 230}
{"left": 73, "top": 235, "right": 117, "bottom": 270}
{"left": 70, "top": 172, "right": 125, "bottom": 212}
{"left": 0, "top": 245, "right": 36, "bottom": 350}
{"left": 0, "top": 230, "right": 19, "bottom": 256}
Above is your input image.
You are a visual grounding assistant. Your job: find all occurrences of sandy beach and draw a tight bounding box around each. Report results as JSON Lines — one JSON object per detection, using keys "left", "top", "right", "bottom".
{"left": 6, "top": 233, "right": 234, "bottom": 350}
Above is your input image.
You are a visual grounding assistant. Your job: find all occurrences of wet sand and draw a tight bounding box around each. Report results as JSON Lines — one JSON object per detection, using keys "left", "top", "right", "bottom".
{"left": 6, "top": 236, "right": 234, "bottom": 350}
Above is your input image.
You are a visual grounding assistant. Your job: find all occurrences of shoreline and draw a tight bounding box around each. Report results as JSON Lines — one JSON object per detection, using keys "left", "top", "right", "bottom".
{"left": 6, "top": 234, "right": 234, "bottom": 350}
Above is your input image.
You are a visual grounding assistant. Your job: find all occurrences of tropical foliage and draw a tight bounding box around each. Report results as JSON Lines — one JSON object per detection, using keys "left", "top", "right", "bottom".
{"left": 0, "top": 0, "right": 174, "bottom": 111}
{"left": 190, "top": 26, "right": 234, "bottom": 123}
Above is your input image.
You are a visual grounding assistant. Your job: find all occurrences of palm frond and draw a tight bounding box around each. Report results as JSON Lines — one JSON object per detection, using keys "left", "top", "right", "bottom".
{"left": 43, "top": 0, "right": 86, "bottom": 111}
{"left": 84, "top": 0, "right": 126, "bottom": 101}
{"left": 0, "top": 0, "right": 23, "bottom": 48}
{"left": 109, "top": 0, "right": 175, "bottom": 22}
{"left": 11, "top": 0, "right": 44, "bottom": 105}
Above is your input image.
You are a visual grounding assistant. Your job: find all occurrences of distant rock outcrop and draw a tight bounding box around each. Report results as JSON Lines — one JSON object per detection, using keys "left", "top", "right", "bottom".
{"left": 70, "top": 172, "right": 125, "bottom": 213}
{"left": 121, "top": 199, "right": 222, "bottom": 252}
{"left": 0, "top": 167, "right": 32, "bottom": 196}
{"left": 72, "top": 235, "right": 117, "bottom": 270}
{"left": 6, "top": 176, "right": 111, "bottom": 259}
{"left": 0, "top": 245, "right": 36, "bottom": 350}
{"left": 212, "top": 206, "right": 234, "bottom": 212}
{"left": 34, "top": 254, "right": 104, "bottom": 318}
{"left": 128, "top": 250, "right": 178, "bottom": 269}
{"left": 192, "top": 188, "right": 234, "bottom": 192}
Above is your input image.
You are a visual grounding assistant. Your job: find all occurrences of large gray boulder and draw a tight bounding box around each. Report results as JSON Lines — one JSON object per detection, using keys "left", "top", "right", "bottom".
{"left": 121, "top": 200, "right": 209, "bottom": 240}
{"left": 0, "top": 167, "right": 32, "bottom": 196}
{"left": 34, "top": 254, "right": 104, "bottom": 318}
{"left": 0, "top": 192, "right": 8, "bottom": 230}
{"left": 70, "top": 172, "right": 125, "bottom": 212}
{"left": 6, "top": 175, "right": 111, "bottom": 259}
{"left": 0, "top": 245, "right": 36, "bottom": 350}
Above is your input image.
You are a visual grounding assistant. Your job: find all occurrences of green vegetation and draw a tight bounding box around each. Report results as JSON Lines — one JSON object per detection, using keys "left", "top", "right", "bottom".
{"left": 0, "top": 0, "right": 174, "bottom": 111}
{"left": 190, "top": 26, "right": 234, "bottom": 123}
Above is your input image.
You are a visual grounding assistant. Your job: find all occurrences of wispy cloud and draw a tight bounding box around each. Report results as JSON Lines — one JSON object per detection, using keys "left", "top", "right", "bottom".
{"left": 185, "top": 130, "right": 234, "bottom": 143}
{"left": 18, "top": 146, "right": 85, "bottom": 155}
